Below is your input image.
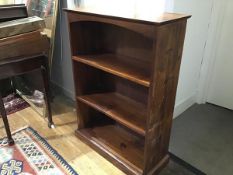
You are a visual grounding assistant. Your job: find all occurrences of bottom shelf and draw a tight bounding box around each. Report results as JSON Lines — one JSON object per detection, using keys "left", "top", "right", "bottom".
{"left": 76, "top": 124, "right": 144, "bottom": 175}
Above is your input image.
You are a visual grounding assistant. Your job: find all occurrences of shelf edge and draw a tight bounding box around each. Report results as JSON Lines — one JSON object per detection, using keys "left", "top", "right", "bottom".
{"left": 77, "top": 95, "right": 146, "bottom": 136}
{"left": 72, "top": 56, "right": 150, "bottom": 87}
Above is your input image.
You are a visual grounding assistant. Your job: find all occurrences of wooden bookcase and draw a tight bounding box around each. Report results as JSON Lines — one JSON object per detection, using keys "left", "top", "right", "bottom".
{"left": 65, "top": 8, "right": 190, "bottom": 175}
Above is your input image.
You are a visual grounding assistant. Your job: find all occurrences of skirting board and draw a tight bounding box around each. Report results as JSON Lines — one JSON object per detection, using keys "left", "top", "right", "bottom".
{"left": 50, "top": 81, "right": 75, "bottom": 101}
{"left": 173, "top": 94, "right": 196, "bottom": 118}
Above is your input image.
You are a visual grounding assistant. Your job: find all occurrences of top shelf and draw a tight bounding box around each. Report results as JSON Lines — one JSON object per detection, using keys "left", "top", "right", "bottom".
{"left": 73, "top": 54, "right": 151, "bottom": 87}
{"left": 64, "top": 8, "right": 191, "bottom": 25}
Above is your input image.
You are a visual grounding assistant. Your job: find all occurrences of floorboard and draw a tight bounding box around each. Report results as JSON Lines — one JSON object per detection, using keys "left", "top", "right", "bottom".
{"left": 0, "top": 95, "right": 125, "bottom": 175}
{"left": 1, "top": 98, "right": 227, "bottom": 175}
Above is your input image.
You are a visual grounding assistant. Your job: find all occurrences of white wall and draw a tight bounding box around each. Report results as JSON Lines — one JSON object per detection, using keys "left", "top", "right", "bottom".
{"left": 51, "top": 0, "right": 75, "bottom": 98}
{"left": 52, "top": 0, "right": 214, "bottom": 117}
{"left": 197, "top": 0, "right": 228, "bottom": 104}
{"left": 68, "top": 0, "right": 173, "bottom": 19}
{"left": 173, "top": 0, "right": 214, "bottom": 117}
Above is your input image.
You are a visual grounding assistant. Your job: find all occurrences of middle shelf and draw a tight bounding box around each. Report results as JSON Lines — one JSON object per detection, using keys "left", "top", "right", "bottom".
{"left": 73, "top": 53, "right": 151, "bottom": 87}
{"left": 77, "top": 92, "right": 147, "bottom": 136}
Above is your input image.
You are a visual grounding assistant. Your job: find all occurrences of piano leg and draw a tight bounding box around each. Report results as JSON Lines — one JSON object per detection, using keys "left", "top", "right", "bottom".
{"left": 41, "top": 60, "right": 54, "bottom": 129}
{"left": 0, "top": 92, "right": 14, "bottom": 145}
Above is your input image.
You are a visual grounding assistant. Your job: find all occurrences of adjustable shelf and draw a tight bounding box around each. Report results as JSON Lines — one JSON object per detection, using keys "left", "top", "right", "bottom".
{"left": 77, "top": 92, "right": 147, "bottom": 136}
{"left": 73, "top": 54, "right": 150, "bottom": 87}
{"left": 65, "top": 8, "right": 190, "bottom": 175}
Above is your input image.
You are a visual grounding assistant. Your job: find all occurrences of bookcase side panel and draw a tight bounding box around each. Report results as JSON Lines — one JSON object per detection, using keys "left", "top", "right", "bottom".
{"left": 144, "top": 20, "right": 188, "bottom": 175}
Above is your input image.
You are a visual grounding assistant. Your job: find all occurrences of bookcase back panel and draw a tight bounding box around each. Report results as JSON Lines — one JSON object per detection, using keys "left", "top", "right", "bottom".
{"left": 73, "top": 61, "right": 114, "bottom": 95}
{"left": 67, "top": 11, "right": 155, "bottom": 38}
{"left": 70, "top": 21, "right": 153, "bottom": 65}
{"left": 70, "top": 21, "right": 104, "bottom": 55}
{"left": 114, "top": 76, "right": 149, "bottom": 105}
{"left": 74, "top": 62, "right": 149, "bottom": 105}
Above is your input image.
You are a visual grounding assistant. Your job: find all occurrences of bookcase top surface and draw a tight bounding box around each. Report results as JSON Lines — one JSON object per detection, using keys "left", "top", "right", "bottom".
{"left": 64, "top": 7, "right": 191, "bottom": 25}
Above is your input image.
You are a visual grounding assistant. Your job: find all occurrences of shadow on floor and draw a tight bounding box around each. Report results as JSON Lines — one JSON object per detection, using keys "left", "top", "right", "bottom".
{"left": 170, "top": 103, "right": 233, "bottom": 175}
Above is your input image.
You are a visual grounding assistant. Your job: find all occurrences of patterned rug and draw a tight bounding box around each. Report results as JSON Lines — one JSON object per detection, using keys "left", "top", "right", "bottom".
{"left": 0, "top": 127, "right": 78, "bottom": 175}
{"left": 3, "top": 93, "right": 29, "bottom": 115}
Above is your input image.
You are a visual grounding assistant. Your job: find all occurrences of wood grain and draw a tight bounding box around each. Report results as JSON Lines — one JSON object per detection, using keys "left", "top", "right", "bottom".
{"left": 67, "top": 11, "right": 155, "bottom": 38}
{"left": 0, "top": 16, "right": 45, "bottom": 39}
{"left": 65, "top": 8, "right": 190, "bottom": 175}
{"left": 77, "top": 92, "right": 147, "bottom": 136}
{"left": 0, "top": 99, "right": 126, "bottom": 175}
{"left": 0, "top": 4, "right": 28, "bottom": 22}
{"left": 144, "top": 20, "right": 188, "bottom": 174}
{"left": 0, "top": 4, "right": 28, "bottom": 99}
{"left": 73, "top": 54, "right": 150, "bottom": 87}
{"left": 65, "top": 8, "right": 190, "bottom": 26}
{"left": 0, "top": 31, "right": 49, "bottom": 61}
{"left": 76, "top": 124, "right": 144, "bottom": 175}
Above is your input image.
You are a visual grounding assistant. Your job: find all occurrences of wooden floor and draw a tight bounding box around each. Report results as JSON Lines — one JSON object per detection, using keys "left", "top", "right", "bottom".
{"left": 0, "top": 95, "right": 125, "bottom": 175}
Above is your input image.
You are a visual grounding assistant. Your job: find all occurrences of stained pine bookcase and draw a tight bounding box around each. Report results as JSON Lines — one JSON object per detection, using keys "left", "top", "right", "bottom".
{"left": 65, "top": 8, "right": 190, "bottom": 175}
